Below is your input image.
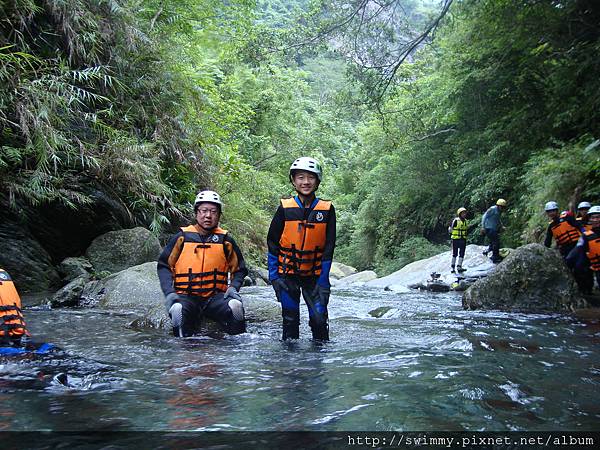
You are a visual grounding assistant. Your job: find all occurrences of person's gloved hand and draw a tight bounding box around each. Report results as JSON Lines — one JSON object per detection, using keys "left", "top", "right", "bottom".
{"left": 312, "top": 284, "right": 330, "bottom": 306}
{"left": 164, "top": 292, "right": 179, "bottom": 313}
{"left": 271, "top": 278, "right": 288, "bottom": 302}
{"left": 224, "top": 286, "right": 242, "bottom": 301}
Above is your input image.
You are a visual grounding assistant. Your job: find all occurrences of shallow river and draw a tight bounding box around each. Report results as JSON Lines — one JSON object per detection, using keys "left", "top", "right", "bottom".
{"left": 2, "top": 286, "right": 600, "bottom": 432}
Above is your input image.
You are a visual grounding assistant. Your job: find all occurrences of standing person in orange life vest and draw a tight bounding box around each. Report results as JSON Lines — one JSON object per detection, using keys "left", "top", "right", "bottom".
{"left": 567, "top": 206, "right": 600, "bottom": 296}
{"left": 576, "top": 201, "right": 592, "bottom": 232}
{"left": 0, "top": 268, "right": 30, "bottom": 345}
{"left": 157, "top": 190, "right": 248, "bottom": 337}
{"left": 267, "top": 157, "right": 336, "bottom": 341}
{"left": 543, "top": 201, "right": 584, "bottom": 258}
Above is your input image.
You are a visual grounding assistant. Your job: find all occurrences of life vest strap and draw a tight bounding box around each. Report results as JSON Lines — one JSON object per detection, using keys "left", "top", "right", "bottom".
{"left": 173, "top": 271, "right": 228, "bottom": 279}
{"left": 174, "top": 279, "right": 228, "bottom": 288}
{"left": 0, "top": 305, "right": 22, "bottom": 312}
{"left": 175, "top": 287, "right": 226, "bottom": 296}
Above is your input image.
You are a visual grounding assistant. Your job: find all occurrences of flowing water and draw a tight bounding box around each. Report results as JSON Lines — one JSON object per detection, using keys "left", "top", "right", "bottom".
{"left": 3, "top": 286, "right": 600, "bottom": 432}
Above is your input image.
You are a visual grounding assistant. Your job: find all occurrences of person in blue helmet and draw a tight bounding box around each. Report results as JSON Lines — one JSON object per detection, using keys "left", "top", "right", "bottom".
{"left": 267, "top": 157, "right": 336, "bottom": 341}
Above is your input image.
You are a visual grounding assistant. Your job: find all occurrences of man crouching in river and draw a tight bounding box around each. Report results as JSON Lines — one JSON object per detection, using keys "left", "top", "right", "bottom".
{"left": 157, "top": 190, "right": 248, "bottom": 337}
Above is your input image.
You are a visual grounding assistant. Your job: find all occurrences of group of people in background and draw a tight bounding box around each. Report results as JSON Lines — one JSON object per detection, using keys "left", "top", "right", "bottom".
{"left": 448, "top": 199, "right": 600, "bottom": 294}
{"left": 448, "top": 198, "right": 507, "bottom": 273}
{"left": 547, "top": 201, "right": 600, "bottom": 295}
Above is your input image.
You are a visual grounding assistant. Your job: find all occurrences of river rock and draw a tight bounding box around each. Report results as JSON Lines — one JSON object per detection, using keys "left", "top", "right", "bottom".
{"left": 58, "top": 257, "right": 93, "bottom": 283}
{"left": 255, "top": 278, "right": 268, "bottom": 286}
{"left": 462, "top": 243, "right": 586, "bottom": 312}
{"left": 333, "top": 270, "right": 378, "bottom": 287}
{"left": 366, "top": 245, "right": 494, "bottom": 292}
{"left": 86, "top": 227, "right": 161, "bottom": 274}
{"left": 330, "top": 262, "right": 358, "bottom": 280}
{"left": 248, "top": 266, "right": 269, "bottom": 284}
{"left": 94, "top": 262, "right": 280, "bottom": 330}
{"left": 50, "top": 275, "right": 90, "bottom": 307}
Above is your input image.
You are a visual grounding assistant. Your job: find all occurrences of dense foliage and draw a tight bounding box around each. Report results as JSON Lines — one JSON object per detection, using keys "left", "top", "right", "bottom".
{"left": 2, "top": 0, "right": 599, "bottom": 273}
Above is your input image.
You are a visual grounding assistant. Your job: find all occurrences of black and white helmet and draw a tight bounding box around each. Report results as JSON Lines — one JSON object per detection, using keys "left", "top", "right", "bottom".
{"left": 544, "top": 201, "right": 559, "bottom": 212}
{"left": 194, "top": 190, "right": 222, "bottom": 211}
{"left": 588, "top": 205, "right": 600, "bottom": 216}
{"left": 578, "top": 201, "right": 592, "bottom": 210}
{"left": 289, "top": 157, "right": 323, "bottom": 181}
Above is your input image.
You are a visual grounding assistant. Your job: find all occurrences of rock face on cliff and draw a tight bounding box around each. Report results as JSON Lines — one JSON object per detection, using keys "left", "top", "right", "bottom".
{"left": 0, "top": 187, "right": 132, "bottom": 292}
{"left": 86, "top": 227, "right": 161, "bottom": 274}
{"left": 462, "top": 243, "right": 586, "bottom": 312}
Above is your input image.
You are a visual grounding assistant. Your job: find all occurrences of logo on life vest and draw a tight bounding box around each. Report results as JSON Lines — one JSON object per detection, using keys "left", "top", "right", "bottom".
{"left": 315, "top": 212, "right": 324, "bottom": 222}
{"left": 211, "top": 234, "right": 219, "bottom": 243}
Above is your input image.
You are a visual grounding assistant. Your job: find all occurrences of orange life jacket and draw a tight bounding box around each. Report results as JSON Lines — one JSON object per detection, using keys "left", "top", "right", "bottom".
{"left": 278, "top": 197, "right": 331, "bottom": 276}
{"left": 172, "top": 226, "right": 229, "bottom": 298}
{"left": 549, "top": 213, "right": 581, "bottom": 247}
{"left": 577, "top": 217, "right": 592, "bottom": 233}
{"left": 0, "top": 269, "right": 29, "bottom": 339}
{"left": 584, "top": 230, "right": 600, "bottom": 271}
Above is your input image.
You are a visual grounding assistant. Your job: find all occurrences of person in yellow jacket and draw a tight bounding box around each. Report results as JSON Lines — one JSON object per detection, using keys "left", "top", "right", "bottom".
{"left": 448, "top": 207, "right": 470, "bottom": 273}
{"left": 157, "top": 191, "right": 248, "bottom": 337}
{"left": 0, "top": 268, "right": 30, "bottom": 345}
{"left": 267, "top": 157, "right": 336, "bottom": 341}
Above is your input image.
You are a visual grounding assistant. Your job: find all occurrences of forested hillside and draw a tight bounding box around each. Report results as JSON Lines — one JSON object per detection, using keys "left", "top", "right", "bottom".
{"left": 1, "top": 0, "right": 599, "bottom": 275}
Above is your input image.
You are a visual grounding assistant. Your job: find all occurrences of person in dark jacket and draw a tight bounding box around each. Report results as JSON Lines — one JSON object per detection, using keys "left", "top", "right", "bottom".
{"left": 481, "top": 199, "right": 507, "bottom": 263}
{"left": 567, "top": 205, "right": 600, "bottom": 296}
{"left": 543, "top": 201, "right": 583, "bottom": 258}
{"left": 267, "top": 157, "right": 336, "bottom": 341}
{"left": 157, "top": 190, "right": 248, "bottom": 337}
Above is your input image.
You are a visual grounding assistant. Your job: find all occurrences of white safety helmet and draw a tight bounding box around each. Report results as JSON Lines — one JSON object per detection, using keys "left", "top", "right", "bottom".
{"left": 577, "top": 201, "right": 592, "bottom": 210}
{"left": 544, "top": 201, "right": 559, "bottom": 211}
{"left": 289, "top": 157, "right": 323, "bottom": 181}
{"left": 588, "top": 206, "right": 600, "bottom": 215}
{"left": 456, "top": 207, "right": 467, "bottom": 216}
{"left": 194, "top": 190, "right": 222, "bottom": 211}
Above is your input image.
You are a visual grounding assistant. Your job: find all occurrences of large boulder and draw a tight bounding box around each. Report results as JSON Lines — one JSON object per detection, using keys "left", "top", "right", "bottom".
{"left": 91, "top": 262, "right": 280, "bottom": 330}
{"left": 86, "top": 227, "right": 161, "bottom": 274}
{"left": 365, "top": 244, "right": 493, "bottom": 292}
{"left": 50, "top": 275, "right": 90, "bottom": 307}
{"left": 57, "top": 257, "right": 93, "bottom": 283}
{"left": 462, "top": 243, "right": 586, "bottom": 312}
{"left": 330, "top": 262, "right": 358, "bottom": 280}
{"left": 333, "top": 270, "right": 378, "bottom": 287}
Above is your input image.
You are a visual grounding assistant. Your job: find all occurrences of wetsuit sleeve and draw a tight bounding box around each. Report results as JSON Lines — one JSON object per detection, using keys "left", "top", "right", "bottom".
{"left": 157, "top": 231, "right": 184, "bottom": 297}
{"left": 267, "top": 205, "right": 285, "bottom": 281}
{"left": 317, "top": 204, "right": 337, "bottom": 287}
{"left": 567, "top": 215, "right": 585, "bottom": 233}
{"left": 565, "top": 236, "right": 587, "bottom": 269}
{"left": 544, "top": 224, "right": 553, "bottom": 248}
{"left": 223, "top": 234, "right": 248, "bottom": 291}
